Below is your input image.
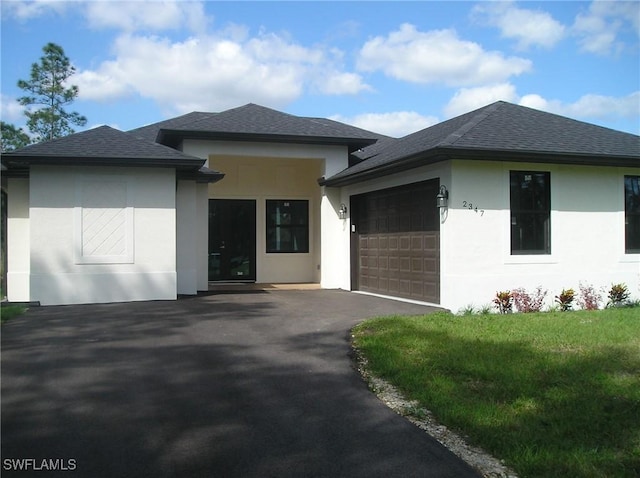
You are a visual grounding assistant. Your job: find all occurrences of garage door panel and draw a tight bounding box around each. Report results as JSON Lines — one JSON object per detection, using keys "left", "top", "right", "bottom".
{"left": 399, "top": 279, "right": 411, "bottom": 295}
{"left": 388, "top": 278, "right": 399, "bottom": 293}
{"left": 379, "top": 255, "right": 389, "bottom": 271}
{"left": 424, "top": 257, "right": 438, "bottom": 273}
{"left": 411, "top": 281, "right": 424, "bottom": 297}
{"left": 399, "top": 256, "right": 411, "bottom": 273}
{"left": 424, "top": 234, "right": 438, "bottom": 251}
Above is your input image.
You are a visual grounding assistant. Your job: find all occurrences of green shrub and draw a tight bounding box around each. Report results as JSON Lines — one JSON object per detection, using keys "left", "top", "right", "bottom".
{"left": 493, "top": 291, "right": 513, "bottom": 314}
{"left": 607, "top": 283, "right": 630, "bottom": 308}
{"left": 554, "top": 288, "right": 575, "bottom": 312}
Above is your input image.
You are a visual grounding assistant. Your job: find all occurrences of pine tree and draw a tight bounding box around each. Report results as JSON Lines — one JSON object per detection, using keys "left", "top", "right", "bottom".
{"left": 17, "top": 43, "right": 87, "bottom": 142}
{"left": 0, "top": 121, "right": 31, "bottom": 152}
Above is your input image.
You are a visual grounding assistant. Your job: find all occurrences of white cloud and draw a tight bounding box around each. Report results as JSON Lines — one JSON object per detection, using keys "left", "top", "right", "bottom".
{"left": 74, "top": 68, "right": 134, "bottom": 101}
{"left": 315, "top": 72, "right": 372, "bottom": 95}
{"left": 518, "top": 94, "right": 549, "bottom": 111}
{"left": 444, "top": 83, "right": 519, "bottom": 118}
{"left": 472, "top": 1, "right": 565, "bottom": 49}
{"left": 445, "top": 86, "right": 639, "bottom": 130}
{"left": 330, "top": 111, "right": 439, "bottom": 138}
{"left": 75, "top": 31, "right": 369, "bottom": 114}
{"left": 521, "top": 91, "right": 640, "bottom": 121}
{"left": 573, "top": 0, "right": 640, "bottom": 55}
{"left": 356, "top": 24, "right": 531, "bottom": 87}
{"left": 84, "top": 1, "right": 209, "bottom": 33}
{"left": 1, "top": 0, "right": 69, "bottom": 20}
{"left": 0, "top": 95, "right": 24, "bottom": 123}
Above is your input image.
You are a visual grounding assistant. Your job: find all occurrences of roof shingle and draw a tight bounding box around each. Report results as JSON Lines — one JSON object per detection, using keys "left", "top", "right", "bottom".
{"left": 323, "top": 101, "right": 640, "bottom": 186}
{"left": 2, "top": 125, "right": 206, "bottom": 167}
{"left": 132, "top": 104, "right": 380, "bottom": 152}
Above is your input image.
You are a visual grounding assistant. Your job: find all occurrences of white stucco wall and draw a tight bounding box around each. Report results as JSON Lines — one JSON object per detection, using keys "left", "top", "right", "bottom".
{"left": 327, "top": 159, "right": 639, "bottom": 313}
{"left": 196, "top": 183, "right": 209, "bottom": 291}
{"left": 320, "top": 186, "right": 351, "bottom": 289}
{"left": 442, "top": 160, "right": 640, "bottom": 312}
{"left": 176, "top": 180, "right": 198, "bottom": 294}
{"left": 182, "top": 139, "right": 350, "bottom": 285}
{"left": 6, "top": 178, "right": 30, "bottom": 302}
{"left": 27, "top": 166, "right": 178, "bottom": 305}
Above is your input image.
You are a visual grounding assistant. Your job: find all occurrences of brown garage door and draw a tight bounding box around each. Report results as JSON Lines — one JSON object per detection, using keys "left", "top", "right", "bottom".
{"left": 351, "top": 180, "right": 440, "bottom": 303}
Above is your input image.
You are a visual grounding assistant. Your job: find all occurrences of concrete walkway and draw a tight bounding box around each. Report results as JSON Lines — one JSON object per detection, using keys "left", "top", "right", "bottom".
{"left": 1, "top": 290, "right": 480, "bottom": 477}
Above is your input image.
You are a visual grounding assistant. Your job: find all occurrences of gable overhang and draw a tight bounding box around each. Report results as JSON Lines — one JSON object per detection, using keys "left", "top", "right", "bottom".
{"left": 1, "top": 155, "right": 205, "bottom": 170}
{"left": 1, "top": 155, "right": 224, "bottom": 184}
{"left": 319, "top": 146, "right": 640, "bottom": 187}
{"left": 157, "top": 129, "right": 377, "bottom": 154}
{"left": 177, "top": 166, "right": 225, "bottom": 183}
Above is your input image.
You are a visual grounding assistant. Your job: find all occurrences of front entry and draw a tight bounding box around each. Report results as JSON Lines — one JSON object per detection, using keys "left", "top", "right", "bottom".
{"left": 208, "top": 199, "right": 256, "bottom": 281}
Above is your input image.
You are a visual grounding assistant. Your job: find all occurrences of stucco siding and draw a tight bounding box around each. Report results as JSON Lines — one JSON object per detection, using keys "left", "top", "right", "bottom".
{"left": 6, "top": 178, "right": 30, "bottom": 302}
{"left": 28, "top": 166, "right": 177, "bottom": 305}
{"left": 196, "top": 183, "right": 209, "bottom": 291}
{"left": 320, "top": 186, "right": 351, "bottom": 289}
{"left": 442, "top": 160, "right": 640, "bottom": 312}
{"left": 176, "top": 180, "right": 198, "bottom": 294}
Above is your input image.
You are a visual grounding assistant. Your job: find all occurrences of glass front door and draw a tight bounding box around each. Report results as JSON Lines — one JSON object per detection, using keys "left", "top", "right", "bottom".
{"left": 208, "top": 199, "right": 256, "bottom": 281}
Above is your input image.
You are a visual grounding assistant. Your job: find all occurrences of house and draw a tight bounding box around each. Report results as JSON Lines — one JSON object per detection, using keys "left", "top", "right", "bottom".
{"left": 2, "top": 101, "right": 639, "bottom": 311}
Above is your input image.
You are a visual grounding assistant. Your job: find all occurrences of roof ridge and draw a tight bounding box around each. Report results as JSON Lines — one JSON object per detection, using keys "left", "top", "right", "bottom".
{"left": 440, "top": 101, "right": 504, "bottom": 147}
{"left": 306, "top": 116, "right": 392, "bottom": 139}
{"left": 162, "top": 111, "right": 218, "bottom": 131}
{"left": 11, "top": 125, "right": 113, "bottom": 152}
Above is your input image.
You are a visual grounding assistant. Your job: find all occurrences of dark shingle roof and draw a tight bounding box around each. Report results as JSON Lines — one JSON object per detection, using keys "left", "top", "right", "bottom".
{"left": 323, "top": 101, "right": 640, "bottom": 186}
{"left": 143, "top": 104, "right": 379, "bottom": 152}
{"left": 1, "top": 125, "right": 224, "bottom": 183}
{"left": 2, "top": 125, "right": 206, "bottom": 168}
{"left": 128, "top": 111, "right": 216, "bottom": 143}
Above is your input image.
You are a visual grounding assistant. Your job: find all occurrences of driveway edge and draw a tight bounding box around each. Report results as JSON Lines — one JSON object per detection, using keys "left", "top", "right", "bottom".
{"left": 349, "top": 331, "right": 518, "bottom": 478}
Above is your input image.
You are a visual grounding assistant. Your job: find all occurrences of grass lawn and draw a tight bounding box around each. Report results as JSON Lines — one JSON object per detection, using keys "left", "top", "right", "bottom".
{"left": 0, "top": 304, "right": 26, "bottom": 324}
{"left": 352, "top": 308, "right": 640, "bottom": 478}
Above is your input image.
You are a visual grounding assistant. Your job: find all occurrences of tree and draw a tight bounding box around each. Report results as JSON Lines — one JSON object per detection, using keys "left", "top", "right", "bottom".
{"left": 1, "top": 122, "right": 31, "bottom": 152}
{"left": 17, "top": 42, "right": 87, "bottom": 142}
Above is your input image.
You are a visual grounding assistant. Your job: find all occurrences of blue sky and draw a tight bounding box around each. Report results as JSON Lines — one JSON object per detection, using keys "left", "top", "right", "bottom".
{"left": 2, "top": 1, "right": 639, "bottom": 138}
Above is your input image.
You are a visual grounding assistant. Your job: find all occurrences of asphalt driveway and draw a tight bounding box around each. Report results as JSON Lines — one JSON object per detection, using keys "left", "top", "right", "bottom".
{"left": 1, "top": 289, "right": 480, "bottom": 478}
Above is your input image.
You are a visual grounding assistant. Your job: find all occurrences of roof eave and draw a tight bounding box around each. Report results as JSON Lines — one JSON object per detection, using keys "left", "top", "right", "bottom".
{"left": 320, "top": 150, "right": 449, "bottom": 187}
{"left": 1, "top": 155, "right": 205, "bottom": 170}
{"left": 177, "top": 170, "right": 225, "bottom": 184}
{"left": 158, "top": 130, "right": 377, "bottom": 153}
{"left": 319, "top": 147, "right": 640, "bottom": 187}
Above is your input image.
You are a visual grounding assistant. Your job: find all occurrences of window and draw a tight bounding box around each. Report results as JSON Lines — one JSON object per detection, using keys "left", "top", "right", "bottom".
{"left": 625, "top": 176, "right": 640, "bottom": 253}
{"left": 510, "top": 171, "right": 551, "bottom": 255}
{"left": 266, "top": 200, "right": 309, "bottom": 253}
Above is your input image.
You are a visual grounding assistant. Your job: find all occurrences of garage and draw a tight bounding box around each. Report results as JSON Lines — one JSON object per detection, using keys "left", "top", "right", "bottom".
{"left": 350, "top": 179, "right": 440, "bottom": 303}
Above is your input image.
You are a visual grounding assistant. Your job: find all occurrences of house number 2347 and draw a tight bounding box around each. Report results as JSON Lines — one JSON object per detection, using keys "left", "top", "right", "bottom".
{"left": 462, "top": 201, "right": 485, "bottom": 216}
